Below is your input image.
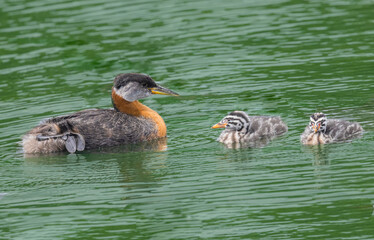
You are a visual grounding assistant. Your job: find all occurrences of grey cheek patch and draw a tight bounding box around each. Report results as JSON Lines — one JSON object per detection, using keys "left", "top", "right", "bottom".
{"left": 115, "top": 82, "right": 152, "bottom": 102}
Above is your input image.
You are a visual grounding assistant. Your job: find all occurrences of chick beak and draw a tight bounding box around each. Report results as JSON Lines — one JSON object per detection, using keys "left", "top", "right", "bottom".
{"left": 313, "top": 124, "right": 320, "bottom": 133}
{"left": 211, "top": 123, "right": 227, "bottom": 129}
{"left": 149, "top": 85, "right": 179, "bottom": 96}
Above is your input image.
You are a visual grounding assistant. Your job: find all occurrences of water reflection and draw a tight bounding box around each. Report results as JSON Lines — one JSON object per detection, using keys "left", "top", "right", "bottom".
{"left": 83, "top": 138, "right": 168, "bottom": 154}
{"left": 219, "top": 135, "right": 277, "bottom": 149}
{"left": 216, "top": 147, "right": 256, "bottom": 162}
{"left": 118, "top": 150, "right": 167, "bottom": 190}
{"left": 302, "top": 144, "right": 330, "bottom": 166}
{"left": 22, "top": 138, "right": 168, "bottom": 199}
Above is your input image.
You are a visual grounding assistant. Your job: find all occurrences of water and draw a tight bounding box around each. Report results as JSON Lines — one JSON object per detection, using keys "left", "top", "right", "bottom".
{"left": 1, "top": 0, "right": 374, "bottom": 239}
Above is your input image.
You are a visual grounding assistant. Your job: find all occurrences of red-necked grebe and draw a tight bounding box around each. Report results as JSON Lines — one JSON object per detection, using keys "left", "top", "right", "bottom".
{"left": 22, "top": 73, "right": 179, "bottom": 154}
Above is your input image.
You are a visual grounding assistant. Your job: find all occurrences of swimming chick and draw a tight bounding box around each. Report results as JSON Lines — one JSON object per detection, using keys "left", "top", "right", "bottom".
{"left": 211, "top": 111, "right": 288, "bottom": 148}
{"left": 300, "top": 112, "right": 363, "bottom": 145}
{"left": 22, "top": 73, "right": 179, "bottom": 154}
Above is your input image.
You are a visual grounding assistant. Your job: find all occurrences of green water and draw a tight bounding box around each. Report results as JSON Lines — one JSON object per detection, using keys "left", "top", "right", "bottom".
{"left": 1, "top": 0, "right": 374, "bottom": 239}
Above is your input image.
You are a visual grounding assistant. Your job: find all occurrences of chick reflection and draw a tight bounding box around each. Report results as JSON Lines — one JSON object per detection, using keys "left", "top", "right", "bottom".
{"left": 222, "top": 135, "right": 277, "bottom": 149}
{"left": 217, "top": 147, "right": 256, "bottom": 162}
{"left": 302, "top": 144, "right": 330, "bottom": 165}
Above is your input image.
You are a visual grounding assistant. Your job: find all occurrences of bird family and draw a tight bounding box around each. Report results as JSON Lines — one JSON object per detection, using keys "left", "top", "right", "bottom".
{"left": 22, "top": 73, "right": 364, "bottom": 154}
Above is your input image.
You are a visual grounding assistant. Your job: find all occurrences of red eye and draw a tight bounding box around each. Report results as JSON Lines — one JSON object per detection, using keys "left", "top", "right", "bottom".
{"left": 318, "top": 123, "right": 321, "bottom": 127}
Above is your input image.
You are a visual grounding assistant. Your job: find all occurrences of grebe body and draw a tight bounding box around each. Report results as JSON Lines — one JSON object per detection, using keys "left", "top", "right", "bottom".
{"left": 212, "top": 111, "right": 288, "bottom": 148}
{"left": 22, "top": 73, "right": 178, "bottom": 154}
{"left": 300, "top": 113, "right": 363, "bottom": 145}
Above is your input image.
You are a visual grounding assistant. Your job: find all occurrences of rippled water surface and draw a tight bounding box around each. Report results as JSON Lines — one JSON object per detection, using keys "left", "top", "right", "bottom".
{"left": 1, "top": 0, "right": 374, "bottom": 239}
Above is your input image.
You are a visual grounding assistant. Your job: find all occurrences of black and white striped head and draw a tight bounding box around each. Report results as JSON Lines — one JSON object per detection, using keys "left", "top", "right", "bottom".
{"left": 309, "top": 112, "right": 327, "bottom": 133}
{"left": 112, "top": 73, "right": 179, "bottom": 102}
{"left": 212, "top": 111, "right": 250, "bottom": 133}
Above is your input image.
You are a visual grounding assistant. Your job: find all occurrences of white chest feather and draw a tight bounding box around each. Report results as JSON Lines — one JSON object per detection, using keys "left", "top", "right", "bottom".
{"left": 304, "top": 133, "right": 330, "bottom": 145}
{"left": 218, "top": 131, "right": 245, "bottom": 144}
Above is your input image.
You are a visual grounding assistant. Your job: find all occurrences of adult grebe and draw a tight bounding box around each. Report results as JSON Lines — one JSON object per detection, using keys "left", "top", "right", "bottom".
{"left": 22, "top": 73, "right": 179, "bottom": 154}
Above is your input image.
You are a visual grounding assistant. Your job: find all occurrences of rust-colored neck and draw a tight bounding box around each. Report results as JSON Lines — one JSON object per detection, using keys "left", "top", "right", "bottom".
{"left": 111, "top": 89, "right": 167, "bottom": 138}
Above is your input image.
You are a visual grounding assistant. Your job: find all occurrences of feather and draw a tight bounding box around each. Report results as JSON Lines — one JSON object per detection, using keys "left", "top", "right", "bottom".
{"left": 65, "top": 135, "right": 77, "bottom": 153}
{"left": 75, "top": 133, "right": 85, "bottom": 151}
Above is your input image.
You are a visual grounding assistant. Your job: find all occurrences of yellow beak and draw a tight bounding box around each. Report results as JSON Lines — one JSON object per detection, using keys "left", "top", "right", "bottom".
{"left": 211, "top": 123, "right": 227, "bottom": 129}
{"left": 149, "top": 86, "right": 179, "bottom": 96}
{"left": 312, "top": 124, "right": 320, "bottom": 133}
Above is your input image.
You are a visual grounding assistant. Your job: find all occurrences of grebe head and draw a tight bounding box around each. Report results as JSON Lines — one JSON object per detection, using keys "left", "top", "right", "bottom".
{"left": 113, "top": 73, "right": 179, "bottom": 102}
{"left": 309, "top": 112, "right": 327, "bottom": 133}
{"left": 211, "top": 111, "right": 250, "bottom": 133}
